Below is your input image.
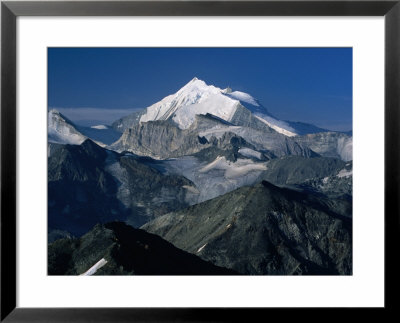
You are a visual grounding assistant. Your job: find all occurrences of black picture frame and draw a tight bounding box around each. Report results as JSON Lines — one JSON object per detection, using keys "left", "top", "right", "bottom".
{"left": 1, "top": 0, "right": 399, "bottom": 321}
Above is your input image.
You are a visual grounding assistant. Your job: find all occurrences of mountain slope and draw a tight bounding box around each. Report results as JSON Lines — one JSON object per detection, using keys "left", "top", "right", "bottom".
{"left": 111, "top": 78, "right": 328, "bottom": 137}
{"left": 48, "top": 109, "right": 121, "bottom": 147}
{"left": 48, "top": 139, "right": 197, "bottom": 237}
{"left": 112, "top": 120, "right": 211, "bottom": 159}
{"left": 297, "top": 161, "right": 353, "bottom": 199}
{"left": 48, "top": 222, "right": 238, "bottom": 275}
{"left": 261, "top": 156, "right": 346, "bottom": 185}
{"left": 142, "top": 181, "right": 352, "bottom": 275}
{"left": 48, "top": 109, "right": 88, "bottom": 145}
{"left": 108, "top": 78, "right": 354, "bottom": 165}
{"left": 112, "top": 110, "right": 145, "bottom": 132}
{"left": 48, "top": 139, "right": 120, "bottom": 237}
{"left": 112, "top": 114, "right": 317, "bottom": 160}
{"left": 194, "top": 115, "right": 317, "bottom": 158}
{"left": 295, "top": 132, "right": 353, "bottom": 161}
{"left": 260, "top": 156, "right": 352, "bottom": 199}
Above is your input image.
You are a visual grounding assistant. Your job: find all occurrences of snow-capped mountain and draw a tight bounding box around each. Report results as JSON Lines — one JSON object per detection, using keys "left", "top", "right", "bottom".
{"left": 48, "top": 109, "right": 87, "bottom": 145}
{"left": 48, "top": 78, "right": 353, "bottom": 277}
{"left": 48, "top": 109, "right": 122, "bottom": 146}
{"left": 111, "top": 78, "right": 352, "bottom": 161}
{"left": 112, "top": 77, "right": 327, "bottom": 137}
{"left": 140, "top": 77, "right": 238, "bottom": 129}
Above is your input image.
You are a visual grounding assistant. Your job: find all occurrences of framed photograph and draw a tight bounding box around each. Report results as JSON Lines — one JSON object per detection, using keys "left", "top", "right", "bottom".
{"left": 1, "top": 0, "right": 399, "bottom": 321}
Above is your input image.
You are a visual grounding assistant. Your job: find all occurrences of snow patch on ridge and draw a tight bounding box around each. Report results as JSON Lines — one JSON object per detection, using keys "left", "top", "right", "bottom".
{"left": 225, "top": 91, "right": 260, "bottom": 106}
{"left": 199, "top": 156, "right": 267, "bottom": 179}
{"left": 197, "top": 243, "right": 207, "bottom": 253}
{"left": 198, "top": 126, "right": 242, "bottom": 139}
{"left": 238, "top": 148, "right": 263, "bottom": 160}
{"left": 80, "top": 258, "right": 108, "bottom": 276}
{"left": 337, "top": 168, "right": 353, "bottom": 178}
{"left": 254, "top": 115, "right": 297, "bottom": 137}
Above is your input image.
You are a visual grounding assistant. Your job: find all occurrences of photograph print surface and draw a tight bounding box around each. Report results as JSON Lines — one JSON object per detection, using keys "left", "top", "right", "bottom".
{"left": 48, "top": 48, "right": 352, "bottom": 276}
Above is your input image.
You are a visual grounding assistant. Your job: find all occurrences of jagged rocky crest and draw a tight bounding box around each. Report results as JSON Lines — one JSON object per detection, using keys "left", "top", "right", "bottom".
{"left": 49, "top": 222, "right": 238, "bottom": 275}
{"left": 48, "top": 139, "right": 197, "bottom": 238}
{"left": 142, "top": 181, "right": 352, "bottom": 275}
{"left": 48, "top": 78, "right": 352, "bottom": 275}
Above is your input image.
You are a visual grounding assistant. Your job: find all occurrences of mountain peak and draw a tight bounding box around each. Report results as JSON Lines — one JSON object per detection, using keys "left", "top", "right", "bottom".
{"left": 48, "top": 109, "right": 75, "bottom": 127}
{"left": 49, "top": 108, "right": 60, "bottom": 115}
{"left": 222, "top": 87, "right": 232, "bottom": 94}
{"left": 48, "top": 108, "right": 88, "bottom": 145}
{"left": 179, "top": 77, "right": 210, "bottom": 93}
{"left": 118, "top": 78, "right": 330, "bottom": 137}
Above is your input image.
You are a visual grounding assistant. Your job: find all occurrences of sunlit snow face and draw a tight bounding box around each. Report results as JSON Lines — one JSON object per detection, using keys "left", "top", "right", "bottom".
{"left": 139, "top": 78, "right": 237, "bottom": 128}
{"left": 138, "top": 78, "right": 303, "bottom": 137}
{"left": 48, "top": 109, "right": 87, "bottom": 145}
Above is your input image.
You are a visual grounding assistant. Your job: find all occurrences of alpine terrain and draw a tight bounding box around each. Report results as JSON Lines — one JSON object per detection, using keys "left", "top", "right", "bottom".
{"left": 48, "top": 78, "right": 352, "bottom": 275}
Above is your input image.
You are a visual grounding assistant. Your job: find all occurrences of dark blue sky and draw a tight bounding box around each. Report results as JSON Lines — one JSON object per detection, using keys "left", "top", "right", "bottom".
{"left": 48, "top": 48, "right": 352, "bottom": 131}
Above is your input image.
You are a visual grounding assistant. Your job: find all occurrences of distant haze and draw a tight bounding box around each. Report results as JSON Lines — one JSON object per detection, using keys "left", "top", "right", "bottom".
{"left": 49, "top": 48, "right": 352, "bottom": 131}
{"left": 53, "top": 107, "right": 141, "bottom": 126}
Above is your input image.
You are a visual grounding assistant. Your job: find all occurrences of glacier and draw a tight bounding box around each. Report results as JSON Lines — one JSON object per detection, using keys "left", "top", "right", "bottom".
{"left": 158, "top": 155, "right": 268, "bottom": 203}
{"left": 134, "top": 77, "right": 328, "bottom": 137}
